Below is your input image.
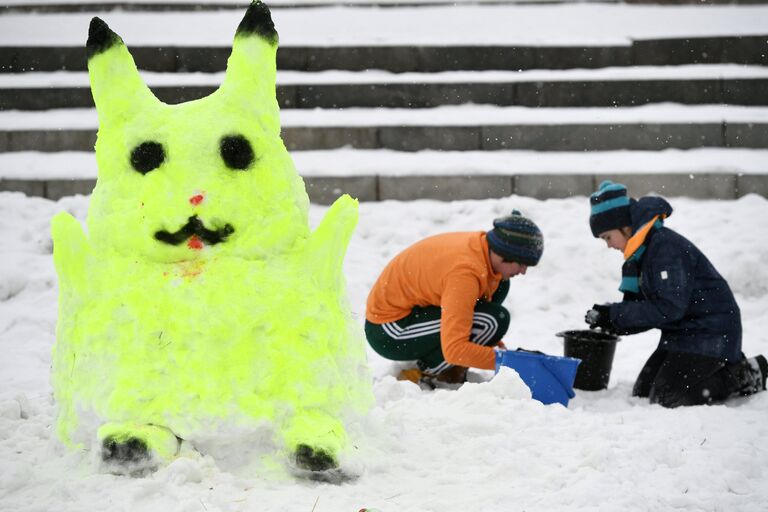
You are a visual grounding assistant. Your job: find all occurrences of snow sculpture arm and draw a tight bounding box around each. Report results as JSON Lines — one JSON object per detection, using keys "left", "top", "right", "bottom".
{"left": 51, "top": 211, "right": 90, "bottom": 292}
{"left": 307, "top": 194, "right": 359, "bottom": 289}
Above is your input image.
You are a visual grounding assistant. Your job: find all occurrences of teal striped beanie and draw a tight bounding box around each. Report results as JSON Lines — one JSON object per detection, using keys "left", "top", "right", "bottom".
{"left": 589, "top": 180, "right": 632, "bottom": 237}
{"left": 487, "top": 209, "right": 543, "bottom": 266}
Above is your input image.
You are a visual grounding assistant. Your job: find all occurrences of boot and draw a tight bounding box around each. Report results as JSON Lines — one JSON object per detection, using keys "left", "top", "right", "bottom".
{"left": 729, "top": 355, "right": 767, "bottom": 396}
{"left": 432, "top": 365, "right": 468, "bottom": 384}
{"left": 748, "top": 355, "right": 768, "bottom": 391}
{"left": 397, "top": 366, "right": 468, "bottom": 386}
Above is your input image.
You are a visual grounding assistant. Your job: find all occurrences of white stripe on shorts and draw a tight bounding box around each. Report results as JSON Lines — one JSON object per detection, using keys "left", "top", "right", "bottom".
{"left": 422, "top": 311, "right": 501, "bottom": 374}
{"left": 381, "top": 318, "right": 442, "bottom": 340}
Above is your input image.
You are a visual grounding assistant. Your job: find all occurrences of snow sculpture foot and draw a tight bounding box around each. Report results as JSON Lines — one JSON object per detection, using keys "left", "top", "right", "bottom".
{"left": 101, "top": 436, "right": 149, "bottom": 463}
{"left": 98, "top": 423, "right": 180, "bottom": 475}
{"left": 294, "top": 443, "right": 337, "bottom": 471}
{"left": 290, "top": 444, "right": 358, "bottom": 484}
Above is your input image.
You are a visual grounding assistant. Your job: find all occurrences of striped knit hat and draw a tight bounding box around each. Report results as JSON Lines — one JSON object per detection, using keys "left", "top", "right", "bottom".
{"left": 486, "top": 210, "right": 544, "bottom": 266}
{"left": 589, "top": 180, "right": 632, "bottom": 237}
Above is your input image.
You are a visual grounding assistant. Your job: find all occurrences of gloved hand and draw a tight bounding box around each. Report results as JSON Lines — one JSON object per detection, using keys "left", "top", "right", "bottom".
{"left": 585, "top": 304, "right": 614, "bottom": 332}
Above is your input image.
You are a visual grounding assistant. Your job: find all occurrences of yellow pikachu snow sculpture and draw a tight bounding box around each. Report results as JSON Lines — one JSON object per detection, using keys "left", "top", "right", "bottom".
{"left": 51, "top": 1, "right": 371, "bottom": 476}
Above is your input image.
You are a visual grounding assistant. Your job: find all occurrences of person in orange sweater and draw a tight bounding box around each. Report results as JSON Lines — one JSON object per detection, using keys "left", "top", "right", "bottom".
{"left": 365, "top": 210, "right": 544, "bottom": 385}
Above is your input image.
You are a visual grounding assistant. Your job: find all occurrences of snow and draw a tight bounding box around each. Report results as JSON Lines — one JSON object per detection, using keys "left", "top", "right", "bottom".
{"left": 0, "top": 0, "right": 589, "bottom": 6}
{"left": 2, "top": 4, "right": 768, "bottom": 46}
{"left": 4, "top": 104, "right": 768, "bottom": 130}
{"left": 1, "top": 190, "right": 767, "bottom": 511}
{"left": 4, "top": 65, "right": 768, "bottom": 88}
{"left": 3, "top": 147, "right": 768, "bottom": 179}
{"left": 275, "top": 103, "right": 768, "bottom": 126}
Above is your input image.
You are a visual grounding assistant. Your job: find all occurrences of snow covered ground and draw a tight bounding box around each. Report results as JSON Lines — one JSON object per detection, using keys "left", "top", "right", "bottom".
{"left": 1, "top": 190, "right": 767, "bottom": 511}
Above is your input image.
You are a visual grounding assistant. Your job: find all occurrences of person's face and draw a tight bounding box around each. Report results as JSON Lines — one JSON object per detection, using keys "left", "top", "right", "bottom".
{"left": 599, "top": 228, "right": 631, "bottom": 252}
{"left": 499, "top": 260, "right": 528, "bottom": 280}
{"left": 489, "top": 249, "right": 530, "bottom": 280}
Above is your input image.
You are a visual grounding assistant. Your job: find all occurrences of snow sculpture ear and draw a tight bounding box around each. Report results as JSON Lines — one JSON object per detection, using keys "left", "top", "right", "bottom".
{"left": 86, "top": 17, "right": 160, "bottom": 126}
{"left": 219, "top": 1, "right": 280, "bottom": 128}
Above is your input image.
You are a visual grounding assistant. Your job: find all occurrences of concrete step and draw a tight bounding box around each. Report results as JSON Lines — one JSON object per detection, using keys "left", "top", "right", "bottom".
{"left": 2, "top": 148, "right": 766, "bottom": 202}
{"left": 4, "top": 0, "right": 768, "bottom": 15}
{"left": 7, "top": 123, "right": 767, "bottom": 152}
{"left": 2, "top": 70, "right": 767, "bottom": 110}
{"left": 3, "top": 36, "right": 767, "bottom": 73}
{"left": 2, "top": 103, "right": 767, "bottom": 152}
{"left": 2, "top": 5, "right": 768, "bottom": 72}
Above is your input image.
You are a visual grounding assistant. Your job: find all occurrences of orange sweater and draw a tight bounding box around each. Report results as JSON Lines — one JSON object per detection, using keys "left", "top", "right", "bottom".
{"left": 366, "top": 232, "right": 503, "bottom": 370}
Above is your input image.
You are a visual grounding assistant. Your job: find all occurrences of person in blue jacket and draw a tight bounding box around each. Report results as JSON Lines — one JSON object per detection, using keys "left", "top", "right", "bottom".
{"left": 584, "top": 181, "right": 766, "bottom": 407}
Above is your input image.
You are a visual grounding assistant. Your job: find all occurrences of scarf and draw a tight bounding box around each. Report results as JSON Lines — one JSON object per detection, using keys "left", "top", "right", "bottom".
{"left": 619, "top": 215, "right": 664, "bottom": 295}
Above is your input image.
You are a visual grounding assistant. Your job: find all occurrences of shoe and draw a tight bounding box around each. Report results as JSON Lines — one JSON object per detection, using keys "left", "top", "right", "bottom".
{"left": 397, "top": 366, "right": 468, "bottom": 386}
{"left": 397, "top": 368, "right": 423, "bottom": 384}
{"left": 732, "top": 355, "right": 768, "bottom": 397}
{"left": 431, "top": 365, "right": 468, "bottom": 384}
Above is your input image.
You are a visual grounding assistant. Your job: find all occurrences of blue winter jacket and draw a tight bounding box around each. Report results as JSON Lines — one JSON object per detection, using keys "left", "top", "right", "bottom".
{"left": 609, "top": 196, "right": 742, "bottom": 361}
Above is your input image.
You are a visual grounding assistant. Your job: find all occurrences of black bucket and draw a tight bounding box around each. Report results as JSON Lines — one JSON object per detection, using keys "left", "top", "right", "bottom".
{"left": 557, "top": 330, "right": 620, "bottom": 391}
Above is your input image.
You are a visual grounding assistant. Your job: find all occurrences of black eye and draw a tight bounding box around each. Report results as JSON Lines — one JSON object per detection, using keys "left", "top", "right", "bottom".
{"left": 220, "top": 134, "right": 254, "bottom": 170}
{"left": 130, "top": 141, "right": 165, "bottom": 175}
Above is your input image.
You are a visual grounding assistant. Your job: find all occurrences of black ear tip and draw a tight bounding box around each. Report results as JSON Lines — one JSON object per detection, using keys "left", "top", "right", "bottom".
{"left": 236, "top": 1, "right": 278, "bottom": 45}
{"left": 89, "top": 16, "right": 107, "bottom": 32}
{"left": 87, "top": 16, "right": 122, "bottom": 59}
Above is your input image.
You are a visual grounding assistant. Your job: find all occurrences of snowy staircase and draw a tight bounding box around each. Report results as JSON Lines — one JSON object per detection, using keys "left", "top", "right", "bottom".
{"left": 1, "top": 2, "right": 767, "bottom": 202}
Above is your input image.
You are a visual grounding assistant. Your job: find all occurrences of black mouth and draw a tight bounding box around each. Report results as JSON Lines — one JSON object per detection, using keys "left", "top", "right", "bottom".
{"left": 154, "top": 215, "right": 234, "bottom": 246}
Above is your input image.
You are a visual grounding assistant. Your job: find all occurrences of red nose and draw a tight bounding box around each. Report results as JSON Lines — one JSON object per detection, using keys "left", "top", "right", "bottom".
{"left": 189, "top": 194, "right": 204, "bottom": 206}
{"left": 187, "top": 236, "right": 203, "bottom": 250}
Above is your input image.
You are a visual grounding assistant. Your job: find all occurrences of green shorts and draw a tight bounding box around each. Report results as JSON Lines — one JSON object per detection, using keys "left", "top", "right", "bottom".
{"left": 365, "top": 281, "right": 510, "bottom": 373}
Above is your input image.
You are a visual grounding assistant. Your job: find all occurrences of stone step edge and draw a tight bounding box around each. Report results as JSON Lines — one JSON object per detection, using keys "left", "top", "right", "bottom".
{"left": 6, "top": 65, "right": 768, "bottom": 87}
{"left": 3, "top": 146, "right": 765, "bottom": 178}
{"left": 3, "top": 35, "right": 767, "bottom": 73}
{"left": 4, "top": 78, "right": 767, "bottom": 111}
{"left": 4, "top": 104, "right": 767, "bottom": 127}
{"left": 3, "top": 173, "right": 767, "bottom": 203}
{"left": 3, "top": 123, "right": 766, "bottom": 152}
